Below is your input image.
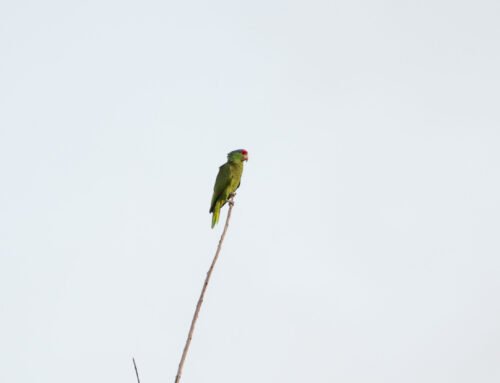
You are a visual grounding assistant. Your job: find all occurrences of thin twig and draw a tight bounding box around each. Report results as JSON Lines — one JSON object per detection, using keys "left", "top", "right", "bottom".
{"left": 174, "top": 195, "right": 236, "bottom": 383}
{"left": 132, "top": 357, "right": 141, "bottom": 383}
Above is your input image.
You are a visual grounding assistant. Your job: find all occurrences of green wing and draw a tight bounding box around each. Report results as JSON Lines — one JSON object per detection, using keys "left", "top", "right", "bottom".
{"left": 210, "top": 163, "right": 232, "bottom": 213}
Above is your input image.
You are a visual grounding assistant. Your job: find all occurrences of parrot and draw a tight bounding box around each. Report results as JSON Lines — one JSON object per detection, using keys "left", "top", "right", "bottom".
{"left": 209, "top": 149, "right": 249, "bottom": 228}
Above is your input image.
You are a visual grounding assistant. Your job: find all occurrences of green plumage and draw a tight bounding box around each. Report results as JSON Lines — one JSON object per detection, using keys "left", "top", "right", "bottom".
{"left": 209, "top": 149, "right": 248, "bottom": 228}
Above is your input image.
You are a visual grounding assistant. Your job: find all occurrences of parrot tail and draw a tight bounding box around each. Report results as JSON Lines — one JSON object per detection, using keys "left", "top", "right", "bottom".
{"left": 211, "top": 201, "right": 221, "bottom": 228}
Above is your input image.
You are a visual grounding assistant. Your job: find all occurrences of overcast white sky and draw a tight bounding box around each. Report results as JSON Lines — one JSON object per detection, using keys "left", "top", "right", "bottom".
{"left": 1, "top": 0, "right": 500, "bottom": 382}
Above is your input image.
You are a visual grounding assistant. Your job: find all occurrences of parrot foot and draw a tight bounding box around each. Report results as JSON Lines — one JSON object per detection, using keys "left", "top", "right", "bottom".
{"left": 228, "top": 193, "right": 236, "bottom": 206}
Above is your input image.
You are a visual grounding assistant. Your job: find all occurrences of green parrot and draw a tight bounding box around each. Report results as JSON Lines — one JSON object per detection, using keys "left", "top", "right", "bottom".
{"left": 209, "top": 149, "right": 248, "bottom": 228}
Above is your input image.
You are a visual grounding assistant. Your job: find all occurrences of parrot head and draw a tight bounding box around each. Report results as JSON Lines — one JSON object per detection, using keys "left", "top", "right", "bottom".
{"left": 228, "top": 149, "right": 248, "bottom": 162}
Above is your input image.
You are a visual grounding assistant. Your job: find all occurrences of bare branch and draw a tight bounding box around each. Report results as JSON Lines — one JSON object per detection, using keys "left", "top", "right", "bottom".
{"left": 174, "top": 196, "right": 236, "bottom": 383}
{"left": 132, "top": 357, "right": 141, "bottom": 383}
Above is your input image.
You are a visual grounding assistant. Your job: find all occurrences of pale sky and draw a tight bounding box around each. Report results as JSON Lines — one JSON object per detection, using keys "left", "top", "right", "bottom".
{"left": 1, "top": 0, "right": 500, "bottom": 382}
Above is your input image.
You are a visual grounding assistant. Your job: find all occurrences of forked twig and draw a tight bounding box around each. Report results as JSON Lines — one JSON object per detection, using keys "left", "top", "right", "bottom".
{"left": 174, "top": 195, "right": 236, "bottom": 383}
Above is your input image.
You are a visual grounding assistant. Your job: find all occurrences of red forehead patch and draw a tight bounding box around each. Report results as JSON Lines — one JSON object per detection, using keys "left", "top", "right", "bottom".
{"left": 241, "top": 149, "right": 248, "bottom": 155}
